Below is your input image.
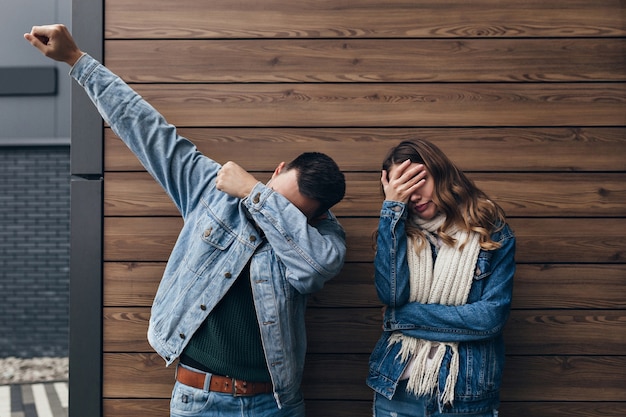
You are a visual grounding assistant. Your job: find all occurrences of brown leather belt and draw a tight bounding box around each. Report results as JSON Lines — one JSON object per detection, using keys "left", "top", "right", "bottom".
{"left": 176, "top": 364, "right": 273, "bottom": 397}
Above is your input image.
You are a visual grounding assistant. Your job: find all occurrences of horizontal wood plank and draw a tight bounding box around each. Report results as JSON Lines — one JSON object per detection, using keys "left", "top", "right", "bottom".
{"left": 104, "top": 262, "right": 164, "bottom": 307}
{"left": 508, "top": 218, "right": 626, "bottom": 264}
{"left": 104, "top": 217, "right": 182, "bottom": 262}
{"left": 103, "top": 308, "right": 151, "bottom": 352}
{"left": 124, "top": 83, "right": 626, "bottom": 127}
{"left": 104, "top": 172, "right": 626, "bottom": 217}
{"left": 104, "top": 217, "right": 626, "bottom": 263}
{"left": 503, "top": 310, "right": 626, "bottom": 355}
{"left": 103, "top": 353, "right": 174, "bottom": 398}
{"left": 511, "top": 264, "right": 626, "bottom": 310}
{"left": 105, "top": 127, "right": 626, "bottom": 172}
{"left": 501, "top": 356, "right": 626, "bottom": 402}
{"left": 102, "top": 353, "right": 626, "bottom": 401}
{"left": 499, "top": 402, "right": 626, "bottom": 417}
{"left": 104, "top": 399, "right": 169, "bottom": 417}
{"left": 105, "top": 38, "right": 626, "bottom": 83}
{"left": 104, "top": 262, "right": 626, "bottom": 310}
{"left": 473, "top": 173, "right": 626, "bottom": 218}
{"left": 105, "top": 0, "right": 626, "bottom": 39}
{"left": 103, "top": 307, "right": 626, "bottom": 355}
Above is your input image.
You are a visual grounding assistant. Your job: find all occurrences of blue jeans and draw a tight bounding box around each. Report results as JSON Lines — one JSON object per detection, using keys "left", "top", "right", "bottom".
{"left": 170, "top": 381, "right": 305, "bottom": 417}
{"left": 373, "top": 381, "right": 498, "bottom": 417}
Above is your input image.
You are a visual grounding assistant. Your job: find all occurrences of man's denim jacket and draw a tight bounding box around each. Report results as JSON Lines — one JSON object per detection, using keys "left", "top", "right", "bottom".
{"left": 367, "top": 201, "right": 515, "bottom": 413}
{"left": 70, "top": 54, "right": 346, "bottom": 407}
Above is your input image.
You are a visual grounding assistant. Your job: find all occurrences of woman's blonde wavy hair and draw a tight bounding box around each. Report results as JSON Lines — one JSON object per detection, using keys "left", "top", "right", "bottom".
{"left": 382, "top": 140, "right": 506, "bottom": 251}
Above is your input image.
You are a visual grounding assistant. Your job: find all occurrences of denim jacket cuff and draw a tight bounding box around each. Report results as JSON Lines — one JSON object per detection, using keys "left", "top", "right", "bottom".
{"left": 69, "top": 53, "right": 99, "bottom": 86}
{"left": 381, "top": 200, "right": 407, "bottom": 218}
{"left": 382, "top": 306, "right": 408, "bottom": 332}
{"left": 243, "top": 182, "right": 271, "bottom": 212}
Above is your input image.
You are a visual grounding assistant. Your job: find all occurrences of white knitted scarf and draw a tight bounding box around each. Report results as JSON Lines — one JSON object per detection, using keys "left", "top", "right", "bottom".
{"left": 389, "top": 214, "right": 481, "bottom": 405}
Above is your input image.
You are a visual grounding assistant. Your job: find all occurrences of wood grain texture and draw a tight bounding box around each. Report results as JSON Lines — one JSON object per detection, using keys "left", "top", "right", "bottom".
{"left": 511, "top": 264, "right": 626, "bottom": 310}
{"left": 102, "top": 353, "right": 626, "bottom": 401}
{"left": 499, "top": 402, "right": 626, "bottom": 417}
{"left": 123, "top": 83, "right": 626, "bottom": 127}
{"left": 503, "top": 310, "right": 626, "bottom": 355}
{"left": 99, "top": 0, "right": 626, "bottom": 413}
{"left": 104, "top": 399, "right": 170, "bottom": 417}
{"left": 103, "top": 262, "right": 626, "bottom": 309}
{"left": 103, "top": 353, "right": 174, "bottom": 398}
{"left": 509, "top": 218, "right": 626, "bottom": 264}
{"left": 103, "top": 307, "right": 626, "bottom": 355}
{"left": 105, "top": 0, "right": 626, "bottom": 39}
{"left": 104, "top": 262, "right": 164, "bottom": 307}
{"left": 104, "top": 172, "right": 626, "bottom": 217}
{"left": 105, "top": 127, "right": 626, "bottom": 172}
{"left": 103, "top": 217, "right": 626, "bottom": 263}
{"left": 105, "top": 38, "right": 626, "bottom": 83}
{"left": 501, "top": 356, "right": 626, "bottom": 401}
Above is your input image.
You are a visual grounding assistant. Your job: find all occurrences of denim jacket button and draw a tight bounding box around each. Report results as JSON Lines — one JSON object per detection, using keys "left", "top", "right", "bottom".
{"left": 203, "top": 228, "right": 212, "bottom": 238}
{"left": 200, "top": 304, "right": 207, "bottom": 310}
{"left": 252, "top": 193, "right": 261, "bottom": 204}
{"left": 249, "top": 235, "right": 257, "bottom": 242}
{"left": 179, "top": 333, "right": 185, "bottom": 339}
{"left": 224, "top": 272, "right": 232, "bottom": 279}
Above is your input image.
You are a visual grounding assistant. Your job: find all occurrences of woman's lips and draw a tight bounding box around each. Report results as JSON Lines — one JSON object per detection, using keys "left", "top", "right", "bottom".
{"left": 415, "top": 201, "right": 430, "bottom": 212}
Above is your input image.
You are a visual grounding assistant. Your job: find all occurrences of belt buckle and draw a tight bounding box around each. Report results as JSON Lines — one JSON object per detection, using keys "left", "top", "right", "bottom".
{"left": 232, "top": 378, "right": 248, "bottom": 397}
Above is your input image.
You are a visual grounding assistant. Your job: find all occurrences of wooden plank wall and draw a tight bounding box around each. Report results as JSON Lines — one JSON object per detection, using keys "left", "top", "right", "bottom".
{"left": 100, "top": 1, "right": 626, "bottom": 416}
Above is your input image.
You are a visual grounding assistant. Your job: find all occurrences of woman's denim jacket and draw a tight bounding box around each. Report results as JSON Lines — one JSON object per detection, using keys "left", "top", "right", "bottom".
{"left": 70, "top": 55, "right": 346, "bottom": 408}
{"left": 367, "top": 200, "right": 515, "bottom": 413}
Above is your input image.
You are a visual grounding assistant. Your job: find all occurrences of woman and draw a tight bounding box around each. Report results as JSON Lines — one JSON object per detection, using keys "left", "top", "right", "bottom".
{"left": 367, "top": 140, "right": 515, "bottom": 416}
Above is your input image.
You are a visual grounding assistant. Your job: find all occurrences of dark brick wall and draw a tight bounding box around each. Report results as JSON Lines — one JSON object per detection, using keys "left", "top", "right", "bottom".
{"left": 0, "top": 146, "right": 70, "bottom": 358}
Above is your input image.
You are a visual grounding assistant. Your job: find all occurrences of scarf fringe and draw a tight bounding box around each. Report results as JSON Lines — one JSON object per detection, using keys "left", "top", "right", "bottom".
{"left": 390, "top": 335, "right": 458, "bottom": 404}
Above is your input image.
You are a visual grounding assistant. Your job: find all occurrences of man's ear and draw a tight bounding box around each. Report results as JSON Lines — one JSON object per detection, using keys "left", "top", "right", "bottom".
{"left": 271, "top": 161, "right": 286, "bottom": 179}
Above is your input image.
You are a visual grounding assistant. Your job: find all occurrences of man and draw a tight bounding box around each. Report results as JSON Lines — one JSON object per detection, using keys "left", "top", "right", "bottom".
{"left": 25, "top": 24, "right": 346, "bottom": 416}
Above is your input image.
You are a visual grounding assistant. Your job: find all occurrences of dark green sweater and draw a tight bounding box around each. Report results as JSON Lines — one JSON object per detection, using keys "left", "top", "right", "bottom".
{"left": 180, "top": 263, "right": 271, "bottom": 382}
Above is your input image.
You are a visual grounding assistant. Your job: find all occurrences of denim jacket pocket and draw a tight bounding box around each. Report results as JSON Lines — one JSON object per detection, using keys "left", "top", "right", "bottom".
{"left": 183, "top": 215, "right": 235, "bottom": 277}
{"left": 456, "top": 339, "right": 501, "bottom": 401}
